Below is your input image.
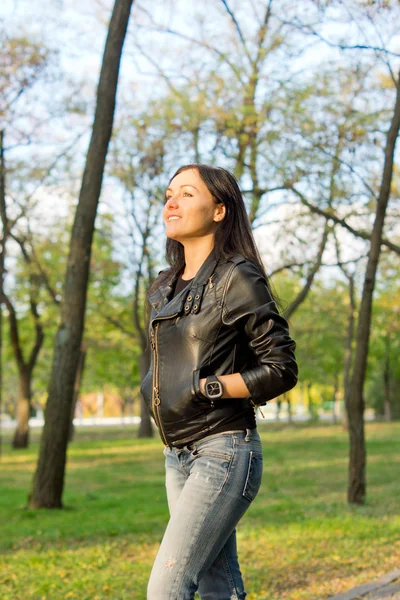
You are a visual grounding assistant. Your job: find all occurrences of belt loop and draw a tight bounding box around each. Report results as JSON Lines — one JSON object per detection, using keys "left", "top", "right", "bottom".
{"left": 245, "top": 428, "right": 251, "bottom": 442}
{"left": 188, "top": 442, "right": 198, "bottom": 455}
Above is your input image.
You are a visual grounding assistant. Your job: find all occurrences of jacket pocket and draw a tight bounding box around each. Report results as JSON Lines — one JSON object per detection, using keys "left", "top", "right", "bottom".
{"left": 160, "top": 368, "right": 208, "bottom": 426}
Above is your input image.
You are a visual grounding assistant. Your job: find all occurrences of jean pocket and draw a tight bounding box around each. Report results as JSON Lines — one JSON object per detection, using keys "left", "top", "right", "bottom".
{"left": 192, "top": 436, "right": 233, "bottom": 462}
{"left": 242, "top": 451, "right": 263, "bottom": 502}
{"left": 194, "top": 448, "right": 232, "bottom": 461}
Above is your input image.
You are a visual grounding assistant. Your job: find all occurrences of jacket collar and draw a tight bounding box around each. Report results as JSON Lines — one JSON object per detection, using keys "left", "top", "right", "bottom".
{"left": 147, "top": 246, "right": 222, "bottom": 319}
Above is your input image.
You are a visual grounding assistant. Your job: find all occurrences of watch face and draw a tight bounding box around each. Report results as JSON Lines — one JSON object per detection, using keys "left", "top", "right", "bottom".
{"left": 206, "top": 381, "right": 223, "bottom": 398}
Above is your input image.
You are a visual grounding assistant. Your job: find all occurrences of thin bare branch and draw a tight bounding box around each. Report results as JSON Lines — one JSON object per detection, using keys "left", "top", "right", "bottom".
{"left": 284, "top": 220, "right": 330, "bottom": 320}
{"left": 133, "top": 24, "right": 245, "bottom": 84}
{"left": 286, "top": 184, "right": 400, "bottom": 256}
{"left": 279, "top": 17, "right": 400, "bottom": 59}
{"left": 220, "top": 0, "right": 252, "bottom": 63}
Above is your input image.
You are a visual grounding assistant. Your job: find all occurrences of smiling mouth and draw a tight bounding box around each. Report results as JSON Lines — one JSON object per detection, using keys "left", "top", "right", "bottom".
{"left": 167, "top": 217, "right": 181, "bottom": 221}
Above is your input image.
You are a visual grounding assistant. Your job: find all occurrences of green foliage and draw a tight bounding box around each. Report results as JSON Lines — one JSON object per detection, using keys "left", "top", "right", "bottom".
{"left": 366, "top": 255, "right": 400, "bottom": 417}
{"left": 285, "top": 277, "right": 349, "bottom": 386}
{"left": 0, "top": 33, "right": 53, "bottom": 118}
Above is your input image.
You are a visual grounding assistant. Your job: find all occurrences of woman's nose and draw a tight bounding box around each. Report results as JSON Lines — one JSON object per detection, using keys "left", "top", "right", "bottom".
{"left": 165, "top": 194, "right": 179, "bottom": 209}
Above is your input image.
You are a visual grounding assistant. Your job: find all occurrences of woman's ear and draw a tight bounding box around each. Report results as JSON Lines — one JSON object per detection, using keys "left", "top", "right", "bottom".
{"left": 214, "top": 204, "right": 226, "bottom": 222}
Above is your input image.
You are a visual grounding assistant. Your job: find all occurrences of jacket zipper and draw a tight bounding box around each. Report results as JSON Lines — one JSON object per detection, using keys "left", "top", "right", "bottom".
{"left": 150, "top": 314, "right": 179, "bottom": 446}
{"left": 250, "top": 398, "right": 265, "bottom": 418}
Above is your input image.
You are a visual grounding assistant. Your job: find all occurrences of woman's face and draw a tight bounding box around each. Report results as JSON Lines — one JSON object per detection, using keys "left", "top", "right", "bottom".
{"left": 163, "top": 168, "right": 225, "bottom": 242}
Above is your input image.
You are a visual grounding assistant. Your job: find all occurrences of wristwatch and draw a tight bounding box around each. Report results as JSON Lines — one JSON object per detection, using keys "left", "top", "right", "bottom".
{"left": 204, "top": 375, "right": 224, "bottom": 402}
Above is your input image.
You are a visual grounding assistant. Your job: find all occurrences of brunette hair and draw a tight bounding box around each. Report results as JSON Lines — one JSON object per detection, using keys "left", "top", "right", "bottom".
{"left": 144, "top": 164, "right": 283, "bottom": 329}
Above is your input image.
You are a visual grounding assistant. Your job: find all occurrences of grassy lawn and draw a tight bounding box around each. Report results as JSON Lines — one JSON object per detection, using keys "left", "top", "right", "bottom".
{"left": 0, "top": 421, "right": 399, "bottom": 600}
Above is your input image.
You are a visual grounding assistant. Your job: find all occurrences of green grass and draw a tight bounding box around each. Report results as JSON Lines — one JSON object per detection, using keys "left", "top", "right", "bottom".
{"left": 0, "top": 422, "right": 399, "bottom": 599}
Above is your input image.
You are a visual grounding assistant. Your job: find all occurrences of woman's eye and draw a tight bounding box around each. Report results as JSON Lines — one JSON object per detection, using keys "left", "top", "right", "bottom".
{"left": 164, "top": 191, "right": 192, "bottom": 203}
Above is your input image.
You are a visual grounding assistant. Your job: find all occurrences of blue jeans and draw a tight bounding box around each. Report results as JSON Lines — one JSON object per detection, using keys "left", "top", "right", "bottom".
{"left": 147, "top": 428, "right": 263, "bottom": 600}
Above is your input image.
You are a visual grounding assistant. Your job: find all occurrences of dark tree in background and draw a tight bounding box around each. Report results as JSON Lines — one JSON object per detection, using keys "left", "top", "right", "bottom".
{"left": 29, "top": 0, "right": 134, "bottom": 509}
{"left": 347, "top": 70, "right": 400, "bottom": 505}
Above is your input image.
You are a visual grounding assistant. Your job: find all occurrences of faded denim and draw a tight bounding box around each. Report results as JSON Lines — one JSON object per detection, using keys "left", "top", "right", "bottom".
{"left": 147, "top": 428, "right": 263, "bottom": 600}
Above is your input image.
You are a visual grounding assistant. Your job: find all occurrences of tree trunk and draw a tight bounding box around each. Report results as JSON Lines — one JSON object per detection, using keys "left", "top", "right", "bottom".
{"left": 137, "top": 346, "right": 153, "bottom": 438}
{"left": 12, "top": 369, "right": 31, "bottom": 448}
{"left": 332, "top": 371, "right": 340, "bottom": 424}
{"left": 3, "top": 286, "right": 44, "bottom": 450}
{"left": 68, "top": 344, "right": 87, "bottom": 442}
{"left": 287, "top": 396, "right": 292, "bottom": 423}
{"left": 383, "top": 332, "right": 392, "bottom": 422}
{"left": 307, "top": 382, "right": 318, "bottom": 421}
{"left": 276, "top": 398, "right": 281, "bottom": 421}
{"left": 347, "top": 71, "right": 400, "bottom": 505}
{"left": 28, "top": 0, "right": 134, "bottom": 509}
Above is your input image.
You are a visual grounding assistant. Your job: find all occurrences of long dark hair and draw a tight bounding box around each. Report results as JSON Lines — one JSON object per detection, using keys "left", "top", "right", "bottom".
{"left": 145, "top": 163, "right": 283, "bottom": 320}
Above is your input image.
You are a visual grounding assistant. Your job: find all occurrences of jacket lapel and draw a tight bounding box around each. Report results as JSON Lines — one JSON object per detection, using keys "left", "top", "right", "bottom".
{"left": 147, "top": 246, "right": 221, "bottom": 321}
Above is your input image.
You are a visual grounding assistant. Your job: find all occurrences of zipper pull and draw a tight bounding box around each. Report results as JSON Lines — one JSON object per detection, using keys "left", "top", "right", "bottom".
{"left": 150, "top": 331, "right": 155, "bottom": 350}
{"left": 250, "top": 399, "right": 265, "bottom": 418}
{"left": 154, "top": 387, "right": 161, "bottom": 405}
{"left": 208, "top": 273, "right": 215, "bottom": 289}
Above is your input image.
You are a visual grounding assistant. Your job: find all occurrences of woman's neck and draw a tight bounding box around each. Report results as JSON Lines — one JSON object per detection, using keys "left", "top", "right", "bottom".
{"left": 181, "top": 237, "right": 215, "bottom": 280}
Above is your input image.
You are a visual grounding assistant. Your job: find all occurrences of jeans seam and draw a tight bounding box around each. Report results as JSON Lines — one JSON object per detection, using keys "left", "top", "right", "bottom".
{"left": 242, "top": 451, "right": 253, "bottom": 501}
{"left": 194, "top": 450, "right": 232, "bottom": 461}
{"left": 221, "top": 546, "right": 238, "bottom": 599}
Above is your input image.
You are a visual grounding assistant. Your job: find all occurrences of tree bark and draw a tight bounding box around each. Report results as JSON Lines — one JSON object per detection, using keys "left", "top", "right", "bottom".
{"left": 276, "top": 398, "right": 281, "bottom": 421}
{"left": 287, "top": 395, "right": 292, "bottom": 423}
{"left": 29, "top": 0, "right": 134, "bottom": 509}
{"left": 383, "top": 332, "right": 392, "bottom": 422}
{"left": 347, "top": 72, "right": 400, "bottom": 505}
{"left": 332, "top": 371, "right": 340, "bottom": 424}
{"left": 3, "top": 290, "right": 44, "bottom": 449}
{"left": 12, "top": 369, "right": 31, "bottom": 448}
{"left": 68, "top": 343, "right": 87, "bottom": 442}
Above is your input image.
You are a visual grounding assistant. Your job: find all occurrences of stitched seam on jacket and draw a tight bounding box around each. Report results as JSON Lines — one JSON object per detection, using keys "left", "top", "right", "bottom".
{"left": 221, "top": 263, "right": 238, "bottom": 319}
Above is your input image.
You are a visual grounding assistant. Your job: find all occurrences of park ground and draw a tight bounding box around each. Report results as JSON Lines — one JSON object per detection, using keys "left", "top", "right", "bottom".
{"left": 0, "top": 421, "right": 399, "bottom": 600}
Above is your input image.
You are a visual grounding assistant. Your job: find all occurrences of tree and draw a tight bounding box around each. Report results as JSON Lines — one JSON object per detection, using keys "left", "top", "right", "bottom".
{"left": 4, "top": 236, "right": 45, "bottom": 448}
{"left": 0, "top": 35, "right": 52, "bottom": 454}
{"left": 29, "top": 0, "right": 134, "bottom": 509}
{"left": 275, "top": 0, "right": 400, "bottom": 504}
{"left": 347, "top": 71, "right": 400, "bottom": 502}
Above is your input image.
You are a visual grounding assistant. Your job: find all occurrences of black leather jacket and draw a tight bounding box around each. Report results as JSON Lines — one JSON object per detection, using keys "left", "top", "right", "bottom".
{"left": 140, "top": 247, "right": 298, "bottom": 448}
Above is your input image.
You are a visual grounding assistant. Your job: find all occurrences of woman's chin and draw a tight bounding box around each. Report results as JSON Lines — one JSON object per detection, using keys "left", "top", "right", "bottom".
{"left": 166, "top": 232, "right": 182, "bottom": 241}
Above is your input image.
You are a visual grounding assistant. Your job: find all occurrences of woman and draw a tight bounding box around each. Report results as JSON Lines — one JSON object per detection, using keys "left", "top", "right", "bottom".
{"left": 141, "top": 164, "right": 298, "bottom": 600}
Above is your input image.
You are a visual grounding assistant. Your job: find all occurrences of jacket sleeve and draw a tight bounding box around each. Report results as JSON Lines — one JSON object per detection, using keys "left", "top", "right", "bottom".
{"left": 222, "top": 260, "right": 298, "bottom": 405}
